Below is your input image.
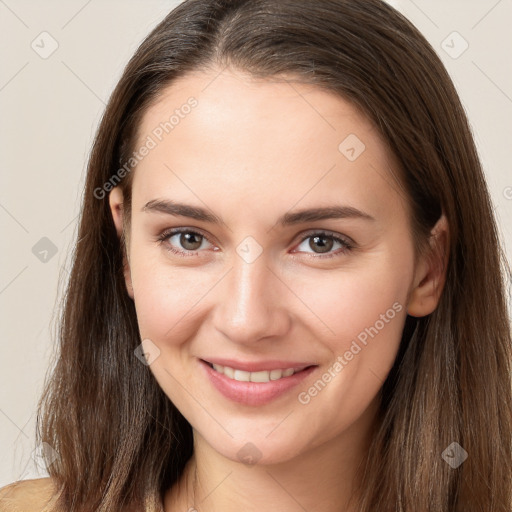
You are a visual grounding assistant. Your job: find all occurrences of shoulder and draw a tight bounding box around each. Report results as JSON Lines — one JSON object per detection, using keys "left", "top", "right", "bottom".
{"left": 0, "top": 478, "right": 62, "bottom": 512}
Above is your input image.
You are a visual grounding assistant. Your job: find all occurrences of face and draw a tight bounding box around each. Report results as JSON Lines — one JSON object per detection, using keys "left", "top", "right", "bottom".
{"left": 110, "top": 67, "right": 444, "bottom": 465}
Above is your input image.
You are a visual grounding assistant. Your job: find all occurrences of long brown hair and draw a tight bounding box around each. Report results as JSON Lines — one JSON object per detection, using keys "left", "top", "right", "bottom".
{"left": 37, "top": 0, "right": 512, "bottom": 510}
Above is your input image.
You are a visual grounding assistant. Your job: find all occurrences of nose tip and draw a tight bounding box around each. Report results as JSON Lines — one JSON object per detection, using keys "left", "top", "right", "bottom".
{"left": 212, "top": 257, "right": 291, "bottom": 345}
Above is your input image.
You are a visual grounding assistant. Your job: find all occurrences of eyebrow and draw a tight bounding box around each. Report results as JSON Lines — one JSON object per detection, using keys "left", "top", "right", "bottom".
{"left": 142, "top": 199, "right": 376, "bottom": 226}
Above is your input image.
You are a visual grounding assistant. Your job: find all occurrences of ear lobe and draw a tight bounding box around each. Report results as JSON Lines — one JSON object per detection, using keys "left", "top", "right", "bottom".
{"left": 122, "top": 260, "right": 134, "bottom": 300}
{"left": 407, "top": 214, "right": 450, "bottom": 318}
{"left": 108, "top": 187, "right": 134, "bottom": 299}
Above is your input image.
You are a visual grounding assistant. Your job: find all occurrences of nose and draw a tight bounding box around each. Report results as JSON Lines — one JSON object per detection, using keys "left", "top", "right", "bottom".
{"left": 212, "top": 251, "right": 291, "bottom": 345}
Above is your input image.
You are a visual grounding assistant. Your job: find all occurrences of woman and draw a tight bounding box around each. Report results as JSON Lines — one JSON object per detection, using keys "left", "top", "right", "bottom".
{"left": 1, "top": 0, "right": 511, "bottom": 510}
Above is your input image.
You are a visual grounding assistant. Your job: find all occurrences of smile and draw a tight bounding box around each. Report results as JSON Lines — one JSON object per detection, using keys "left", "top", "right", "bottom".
{"left": 199, "top": 359, "right": 318, "bottom": 406}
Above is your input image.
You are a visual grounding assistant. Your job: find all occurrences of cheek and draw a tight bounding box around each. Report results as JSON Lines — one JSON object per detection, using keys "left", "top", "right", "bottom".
{"left": 291, "top": 253, "right": 412, "bottom": 349}
{"left": 130, "top": 257, "right": 211, "bottom": 342}
{"left": 289, "top": 258, "right": 411, "bottom": 443}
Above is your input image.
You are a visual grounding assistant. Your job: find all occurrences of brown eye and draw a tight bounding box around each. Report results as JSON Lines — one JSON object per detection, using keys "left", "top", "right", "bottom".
{"left": 179, "top": 232, "right": 203, "bottom": 251}
{"left": 294, "top": 231, "right": 353, "bottom": 259}
{"left": 157, "top": 228, "right": 214, "bottom": 257}
{"left": 309, "top": 235, "right": 334, "bottom": 254}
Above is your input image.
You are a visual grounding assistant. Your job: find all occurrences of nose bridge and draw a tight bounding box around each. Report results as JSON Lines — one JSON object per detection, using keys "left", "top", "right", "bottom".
{"left": 213, "top": 247, "right": 289, "bottom": 344}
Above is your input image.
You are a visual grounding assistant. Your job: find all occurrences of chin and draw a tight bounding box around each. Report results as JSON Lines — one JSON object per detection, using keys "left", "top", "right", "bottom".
{"left": 210, "top": 436, "right": 306, "bottom": 467}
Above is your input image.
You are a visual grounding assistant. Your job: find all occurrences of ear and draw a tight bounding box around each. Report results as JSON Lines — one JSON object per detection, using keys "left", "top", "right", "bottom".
{"left": 109, "top": 187, "right": 134, "bottom": 299}
{"left": 407, "top": 213, "right": 450, "bottom": 317}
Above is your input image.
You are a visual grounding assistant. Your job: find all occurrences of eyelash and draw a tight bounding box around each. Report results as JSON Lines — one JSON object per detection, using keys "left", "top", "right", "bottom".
{"left": 156, "top": 227, "right": 354, "bottom": 260}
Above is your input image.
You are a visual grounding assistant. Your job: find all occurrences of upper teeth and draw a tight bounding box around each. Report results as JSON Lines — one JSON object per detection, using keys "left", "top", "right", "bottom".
{"left": 211, "top": 363, "right": 304, "bottom": 382}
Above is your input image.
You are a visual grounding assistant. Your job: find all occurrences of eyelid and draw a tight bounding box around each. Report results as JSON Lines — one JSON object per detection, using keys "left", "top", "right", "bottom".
{"left": 156, "top": 226, "right": 218, "bottom": 252}
{"left": 290, "top": 229, "right": 355, "bottom": 260}
{"left": 162, "top": 226, "right": 216, "bottom": 243}
{"left": 294, "top": 228, "right": 355, "bottom": 248}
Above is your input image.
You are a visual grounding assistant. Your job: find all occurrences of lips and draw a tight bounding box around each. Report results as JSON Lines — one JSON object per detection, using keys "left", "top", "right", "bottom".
{"left": 199, "top": 358, "right": 318, "bottom": 406}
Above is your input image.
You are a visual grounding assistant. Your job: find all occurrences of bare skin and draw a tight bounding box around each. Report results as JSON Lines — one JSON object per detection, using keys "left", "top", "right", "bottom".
{"left": 109, "top": 67, "right": 448, "bottom": 512}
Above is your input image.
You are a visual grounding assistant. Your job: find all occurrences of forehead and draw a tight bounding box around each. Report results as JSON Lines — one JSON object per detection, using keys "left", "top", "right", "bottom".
{"left": 131, "top": 68, "right": 406, "bottom": 224}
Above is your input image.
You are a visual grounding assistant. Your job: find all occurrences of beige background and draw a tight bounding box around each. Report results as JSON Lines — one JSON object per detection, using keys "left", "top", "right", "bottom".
{"left": 0, "top": 0, "right": 511, "bottom": 486}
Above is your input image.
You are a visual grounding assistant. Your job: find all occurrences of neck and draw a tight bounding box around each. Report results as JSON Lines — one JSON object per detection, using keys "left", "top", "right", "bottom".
{"left": 165, "top": 397, "right": 380, "bottom": 512}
